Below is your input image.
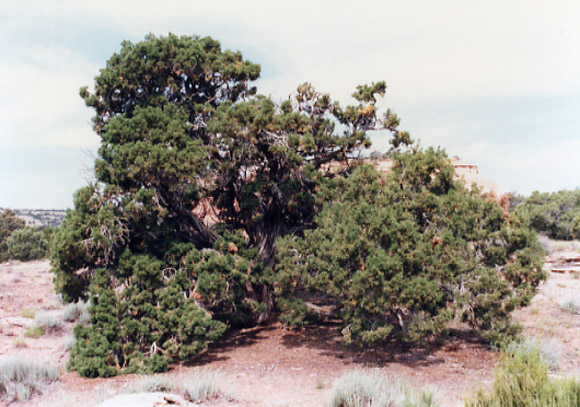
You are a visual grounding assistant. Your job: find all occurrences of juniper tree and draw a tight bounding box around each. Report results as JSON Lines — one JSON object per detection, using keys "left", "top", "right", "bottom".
{"left": 275, "top": 148, "right": 546, "bottom": 346}
{"left": 52, "top": 33, "right": 407, "bottom": 376}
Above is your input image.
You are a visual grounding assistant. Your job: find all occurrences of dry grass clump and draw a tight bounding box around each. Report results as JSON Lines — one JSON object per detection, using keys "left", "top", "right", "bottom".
{"left": 179, "top": 368, "right": 223, "bottom": 402}
{"left": 123, "top": 368, "right": 222, "bottom": 403}
{"left": 20, "top": 309, "right": 36, "bottom": 319}
{"left": 127, "top": 375, "right": 175, "bottom": 394}
{"left": 505, "top": 337, "right": 562, "bottom": 370}
{"left": 62, "top": 301, "right": 90, "bottom": 324}
{"left": 34, "top": 310, "right": 61, "bottom": 333}
{"left": 560, "top": 297, "right": 580, "bottom": 315}
{"left": 328, "top": 370, "right": 439, "bottom": 407}
{"left": 0, "top": 356, "right": 58, "bottom": 402}
{"left": 24, "top": 325, "right": 44, "bottom": 338}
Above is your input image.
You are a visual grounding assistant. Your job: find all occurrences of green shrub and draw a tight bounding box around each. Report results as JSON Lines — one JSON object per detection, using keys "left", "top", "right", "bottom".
{"left": 24, "top": 325, "right": 44, "bottom": 338}
{"left": 519, "top": 190, "right": 580, "bottom": 240}
{"left": 466, "top": 341, "right": 580, "bottom": 407}
{"left": 5, "top": 226, "right": 49, "bottom": 261}
{"left": 20, "top": 309, "right": 36, "bottom": 319}
{"left": 505, "top": 338, "right": 561, "bottom": 370}
{"left": 0, "top": 209, "right": 25, "bottom": 263}
{"left": 0, "top": 356, "right": 58, "bottom": 402}
{"left": 276, "top": 150, "right": 546, "bottom": 347}
{"left": 329, "top": 370, "right": 439, "bottom": 407}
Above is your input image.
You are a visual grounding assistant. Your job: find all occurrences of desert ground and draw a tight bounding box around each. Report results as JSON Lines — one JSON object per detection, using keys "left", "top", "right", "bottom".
{"left": 0, "top": 248, "right": 579, "bottom": 407}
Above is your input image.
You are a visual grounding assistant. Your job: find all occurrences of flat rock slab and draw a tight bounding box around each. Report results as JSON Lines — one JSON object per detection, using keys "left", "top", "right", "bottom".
{"left": 97, "top": 392, "right": 195, "bottom": 407}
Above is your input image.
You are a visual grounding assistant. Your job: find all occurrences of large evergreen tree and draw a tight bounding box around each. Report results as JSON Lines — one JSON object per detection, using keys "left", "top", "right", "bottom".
{"left": 53, "top": 33, "right": 544, "bottom": 377}
{"left": 53, "top": 34, "right": 408, "bottom": 376}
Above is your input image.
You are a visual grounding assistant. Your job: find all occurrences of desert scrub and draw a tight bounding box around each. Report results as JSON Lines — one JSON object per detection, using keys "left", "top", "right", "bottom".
{"left": 64, "top": 334, "right": 76, "bottom": 351}
{"left": 329, "top": 370, "right": 439, "bottom": 407}
{"left": 125, "top": 369, "right": 222, "bottom": 403}
{"left": 24, "top": 325, "right": 44, "bottom": 338}
{"left": 20, "top": 309, "right": 36, "bottom": 319}
{"left": 560, "top": 296, "right": 580, "bottom": 315}
{"left": 505, "top": 337, "right": 562, "bottom": 370}
{"left": 127, "top": 375, "right": 175, "bottom": 393}
{"left": 34, "top": 310, "right": 61, "bottom": 332}
{"left": 466, "top": 341, "right": 580, "bottom": 407}
{"left": 0, "top": 356, "right": 58, "bottom": 402}
{"left": 62, "top": 301, "right": 90, "bottom": 324}
{"left": 179, "top": 368, "right": 222, "bottom": 402}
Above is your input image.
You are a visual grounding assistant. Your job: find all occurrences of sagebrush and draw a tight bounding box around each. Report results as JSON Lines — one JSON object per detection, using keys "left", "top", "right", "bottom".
{"left": 0, "top": 357, "right": 58, "bottom": 402}
{"left": 466, "top": 341, "right": 580, "bottom": 407}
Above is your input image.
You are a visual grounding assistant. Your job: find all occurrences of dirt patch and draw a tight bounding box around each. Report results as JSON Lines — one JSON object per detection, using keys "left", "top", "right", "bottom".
{"left": 0, "top": 254, "right": 578, "bottom": 407}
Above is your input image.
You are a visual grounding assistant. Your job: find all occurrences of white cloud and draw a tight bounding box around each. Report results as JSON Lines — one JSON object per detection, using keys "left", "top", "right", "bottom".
{"left": 0, "top": 43, "right": 99, "bottom": 148}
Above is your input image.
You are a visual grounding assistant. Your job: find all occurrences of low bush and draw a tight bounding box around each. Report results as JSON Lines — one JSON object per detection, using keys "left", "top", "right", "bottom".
{"left": 505, "top": 337, "right": 561, "bottom": 370}
{"left": 34, "top": 310, "right": 61, "bottom": 333}
{"left": 5, "top": 226, "right": 50, "bottom": 261}
{"left": 20, "top": 309, "right": 36, "bottom": 319}
{"left": 329, "top": 370, "right": 439, "bottom": 407}
{"left": 179, "top": 368, "right": 222, "bottom": 403}
{"left": 466, "top": 341, "right": 580, "bottom": 407}
{"left": 62, "top": 301, "right": 90, "bottom": 324}
{"left": 24, "top": 325, "right": 44, "bottom": 338}
{"left": 124, "top": 369, "right": 221, "bottom": 403}
{"left": 560, "top": 297, "right": 580, "bottom": 315}
{"left": 64, "top": 335, "right": 76, "bottom": 351}
{"left": 127, "top": 375, "right": 175, "bottom": 393}
{"left": 0, "top": 356, "right": 59, "bottom": 402}
{"left": 0, "top": 209, "right": 26, "bottom": 263}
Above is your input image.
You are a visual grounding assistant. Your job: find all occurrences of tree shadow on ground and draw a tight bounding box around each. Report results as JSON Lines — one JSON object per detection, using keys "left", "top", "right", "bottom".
{"left": 279, "top": 320, "right": 492, "bottom": 369}
{"left": 185, "top": 325, "right": 279, "bottom": 365}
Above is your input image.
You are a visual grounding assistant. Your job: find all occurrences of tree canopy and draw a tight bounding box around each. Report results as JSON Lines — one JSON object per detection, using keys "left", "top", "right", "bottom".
{"left": 51, "top": 33, "right": 545, "bottom": 377}
{"left": 276, "top": 149, "right": 545, "bottom": 346}
{"left": 0, "top": 209, "right": 26, "bottom": 262}
{"left": 518, "top": 190, "right": 580, "bottom": 240}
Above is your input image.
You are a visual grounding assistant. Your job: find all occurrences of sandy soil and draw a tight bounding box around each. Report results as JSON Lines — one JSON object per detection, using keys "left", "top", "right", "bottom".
{"left": 0, "top": 254, "right": 578, "bottom": 407}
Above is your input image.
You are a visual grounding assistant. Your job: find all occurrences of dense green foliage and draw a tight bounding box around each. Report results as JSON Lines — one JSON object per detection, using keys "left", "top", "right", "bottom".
{"left": 53, "top": 33, "right": 406, "bottom": 377}
{"left": 5, "top": 227, "right": 50, "bottom": 261}
{"left": 276, "top": 149, "right": 545, "bottom": 346}
{"left": 0, "top": 210, "right": 50, "bottom": 262}
{"left": 466, "top": 341, "right": 580, "bottom": 407}
{"left": 518, "top": 189, "right": 580, "bottom": 240}
{"left": 52, "top": 33, "right": 544, "bottom": 377}
{"left": 0, "top": 210, "right": 25, "bottom": 262}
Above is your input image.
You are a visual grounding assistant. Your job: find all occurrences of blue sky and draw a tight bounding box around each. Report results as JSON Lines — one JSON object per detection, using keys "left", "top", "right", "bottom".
{"left": 1, "top": 0, "right": 580, "bottom": 209}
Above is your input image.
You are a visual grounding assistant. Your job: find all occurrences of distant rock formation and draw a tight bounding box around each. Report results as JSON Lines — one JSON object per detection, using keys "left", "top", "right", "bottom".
{"left": 0, "top": 208, "right": 66, "bottom": 227}
{"left": 323, "top": 156, "right": 502, "bottom": 197}
{"left": 450, "top": 156, "right": 502, "bottom": 196}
